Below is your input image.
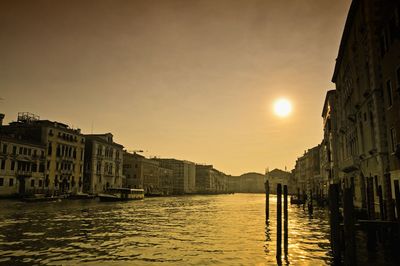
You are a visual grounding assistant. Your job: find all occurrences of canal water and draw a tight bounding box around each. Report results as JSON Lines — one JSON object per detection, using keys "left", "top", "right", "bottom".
{"left": 0, "top": 194, "right": 333, "bottom": 265}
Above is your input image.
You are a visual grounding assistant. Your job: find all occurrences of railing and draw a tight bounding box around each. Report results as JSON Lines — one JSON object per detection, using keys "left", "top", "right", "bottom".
{"left": 340, "top": 155, "right": 360, "bottom": 173}
{"left": 16, "top": 170, "right": 32, "bottom": 176}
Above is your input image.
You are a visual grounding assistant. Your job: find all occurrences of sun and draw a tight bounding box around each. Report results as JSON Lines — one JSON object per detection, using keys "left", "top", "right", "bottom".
{"left": 273, "top": 98, "right": 292, "bottom": 117}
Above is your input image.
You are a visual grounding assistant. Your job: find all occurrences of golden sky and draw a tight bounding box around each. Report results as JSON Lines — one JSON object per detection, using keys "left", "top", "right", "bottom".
{"left": 0, "top": 0, "right": 351, "bottom": 175}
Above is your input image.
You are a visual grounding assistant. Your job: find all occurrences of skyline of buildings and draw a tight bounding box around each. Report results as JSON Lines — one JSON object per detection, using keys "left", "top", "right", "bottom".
{"left": 1, "top": 111, "right": 292, "bottom": 197}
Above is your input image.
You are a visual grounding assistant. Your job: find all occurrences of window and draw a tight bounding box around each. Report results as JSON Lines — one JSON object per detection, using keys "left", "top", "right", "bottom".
{"left": 12, "top": 146, "right": 16, "bottom": 155}
{"left": 38, "top": 179, "right": 43, "bottom": 187}
{"left": 397, "top": 67, "right": 400, "bottom": 90}
{"left": 23, "top": 148, "right": 27, "bottom": 155}
{"left": 19, "top": 147, "right": 23, "bottom": 154}
{"left": 2, "top": 144, "right": 7, "bottom": 154}
{"left": 32, "top": 163, "right": 37, "bottom": 172}
{"left": 387, "top": 80, "right": 393, "bottom": 107}
{"left": 391, "top": 128, "right": 397, "bottom": 153}
{"left": 48, "top": 142, "right": 52, "bottom": 156}
{"left": 30, "top": 179, "right": 35, "bottom": 187}
{"left": 0, "top": 178, "right": 3, "bottom": 186}
{"left": 380, "top": 31, "right": 388, "bottom": 56}
{"left": 0, "top": 160, "right": 5, "bottom": 170}
{"left": 9, "top": 178, "right": 14, "bottom": 186}
{"left": 39, "top": 163, "right": 45, "bottom": 173}
{"left": 11, "top": 161, "right": 15, "bottom": 171}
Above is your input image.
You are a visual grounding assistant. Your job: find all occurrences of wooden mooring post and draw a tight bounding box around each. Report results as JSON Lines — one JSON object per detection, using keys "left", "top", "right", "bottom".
{"left": 329, "top": 184, "right": 341, "bottom": 264}
{"left": 283, "top": 185, "right": 288, "bottom": 257}
{"left": 265, "top": 180, "right": 269, "bottom": 221}
{"left": 394, "top": 180, "right": 400, "bottom": 236}
{"left": 308, "top": 190, "right": 313, "bottom": 216}
{"left": 343, "top": 187, "right": 356, "bottom": 265}
{"left": 276, "top": 183, "right": 282, "bottom": 263}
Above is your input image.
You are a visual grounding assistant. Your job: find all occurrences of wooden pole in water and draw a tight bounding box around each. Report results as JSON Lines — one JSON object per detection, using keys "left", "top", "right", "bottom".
{"left": 308, "top": 190, "right": 313, "bottom": 216}
{"left": 276, "top": 183, "right": 282, "bottom": 262}
{"left": 329, "top": 184, "right": 341, "bottom": 263}
{"left": 343, "top": 187, "right": 356, "bottom": 266}
{"left": 265, "top": 180, "right": 269, "bottom": 221}
{"left": 283, "top": 185, "right": 288, "bottom": 257}
{"left": 366, "top": 177, "right": 376, "bottom": 250}
{"left": 394, "top": 181, "right": 400, "bottom": 240}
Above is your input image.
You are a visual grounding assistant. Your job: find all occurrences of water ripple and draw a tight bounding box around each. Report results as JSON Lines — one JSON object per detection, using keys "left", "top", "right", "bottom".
{"left": 0, "top": 194, "right": 334, "bottom": 265}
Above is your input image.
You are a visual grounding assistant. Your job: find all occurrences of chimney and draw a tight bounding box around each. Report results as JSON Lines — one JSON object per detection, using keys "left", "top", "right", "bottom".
{"left": 0, "top": 113, "right": 4, "bottom": 126}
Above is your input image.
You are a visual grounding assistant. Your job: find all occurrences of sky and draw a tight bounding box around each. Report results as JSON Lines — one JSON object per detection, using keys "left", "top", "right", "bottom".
{"left": 0, "top": 0, "right": 351, "bottom": 176}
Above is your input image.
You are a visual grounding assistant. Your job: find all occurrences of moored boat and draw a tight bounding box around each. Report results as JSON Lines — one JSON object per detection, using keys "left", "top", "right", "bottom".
{"left": 98, "top": 188, "right": 144, "bottom": 202}
{"left": 290, "top": 196, "right": 305, "bottom": 205}
{"left": 21, "top": 194, "right": 63, "bottom": 203}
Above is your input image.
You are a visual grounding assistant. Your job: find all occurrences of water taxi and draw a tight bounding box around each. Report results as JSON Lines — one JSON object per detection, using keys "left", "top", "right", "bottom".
{"left": 98, "top": 188, "right": 144, "bottom": 202}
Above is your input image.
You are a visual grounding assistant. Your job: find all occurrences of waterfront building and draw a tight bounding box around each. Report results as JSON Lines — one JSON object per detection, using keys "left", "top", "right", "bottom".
{"left": 159, "top": 166, "right": 173, "bottom": 195}
{"left": 379, "top": 0, "right": 400, "bottom": 215}
{"left": 0, "top": 113, "right": 85, "bottom": 195}
{"left": 0, "top": 133, "right": 46, "bottom": 197}
{"left": 227, "top": 172, "right": 265, "bottom": 193}
{"left": 265, "top": 168, "right": 294, "bottom": 194}
{"left": 294, "top": 155, "right": 307, "bottom": 196}
{"left": 293, "top": 145, "right": 321, "bottom": 198}
{"left": 331, "top": 0, "right": 400, "bottom": 214}
{"left": 321, "top": 90, "right": 340, "bottom": 186}
{"left": 123, "top": 152, "right": 174, "bottom": 195}
{"left": 153, "top": 158, "right": 196, "bottom": 194}
{"left": 83, "top": 133, "right": 124, "bottom": 194}
{"left": 227, "top": 175, "right": 240, "bottom": 193}
{"left": 195, "top": 165, "right": 228, "bottom": 193}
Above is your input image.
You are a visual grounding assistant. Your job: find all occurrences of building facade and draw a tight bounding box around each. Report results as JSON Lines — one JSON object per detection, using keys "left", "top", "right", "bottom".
{"left": 331, "top": 0, "right": 400, "bottom": 216}
{"left": 265, "top": 168, "right": 294, "bottom": 194}
{"left": 379, "top": 0, "right": 400, "bottom": 214}
{"left": 1, "top": 113, "right": 85, "bottom": 195}
{"left": 153, "top": 159, "right": 196, "bottom": 194}
{"left": 123, "top": 152, "right": 174, "bottom": 195}
{"left": 195, "top": 165, "right": 228, "bottom": 193}
{"left": 0, "top": 135, "right": 46, "bottom": 197}
{"left": 83, "top": 133, "right": 123, "bottom": 194}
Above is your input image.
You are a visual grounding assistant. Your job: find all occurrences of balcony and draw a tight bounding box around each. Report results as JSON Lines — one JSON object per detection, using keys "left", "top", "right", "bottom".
{"left": 16, "top": 170, "right": 32, "bottom": 177}
{"left": 340, "top": 155, "right": 360, "bottom": 173}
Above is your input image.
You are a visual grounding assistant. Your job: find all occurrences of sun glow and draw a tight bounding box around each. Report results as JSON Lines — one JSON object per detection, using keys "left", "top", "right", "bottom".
{"left": 273, "top": 98, "right": 292, "bottom": 117}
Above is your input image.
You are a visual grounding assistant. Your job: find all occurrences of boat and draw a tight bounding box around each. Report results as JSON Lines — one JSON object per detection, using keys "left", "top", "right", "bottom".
{"left": 290, "top": 196, "right": 305, "bottom": 205}
{"left": 68, "top": 192, "right": 96, "bottom": 200}
{"left": 98, "top": 188, "right": 144, "bottom": 202}
{"left": 21, "top": 194, "right": 63, "bottom": 203}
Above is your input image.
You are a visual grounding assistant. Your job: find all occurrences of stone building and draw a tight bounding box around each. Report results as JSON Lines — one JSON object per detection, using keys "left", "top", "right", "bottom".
{"left": 321, "top": 90, "right": 340, "bottom": 187}
{"left": 0, "top": 134, "right": 46, "bottom": 197}
{"left": 123, "top": 152, "right": 173, "bottom": 195}
{"left": 83, "top": 133, "right": 123, "bottom": 194}
{"left": 265, "top": 168, "right": 294, "bottom": 194}
{"left": 294, "top": 155, "right": 307, "bottom": 196}
{"left": 331, "top": 0, "right": 400, "bottom": 215}
{"left": 158, "top": 166, "right": 173, "bottom": 195}
{"left": 379, "top": 0, "right": 400, "bottom": 212}
{"left": 0, "top": 113, "right": 85, "bottom": 195}
{"left": 293, "top": 145, "right": 321, "bottom": 198}
{"left": 195, "top": 165, "right": 228, "bottom": 193}
{"left": 153, "top": 158, "right": 196, "bottom": 194}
